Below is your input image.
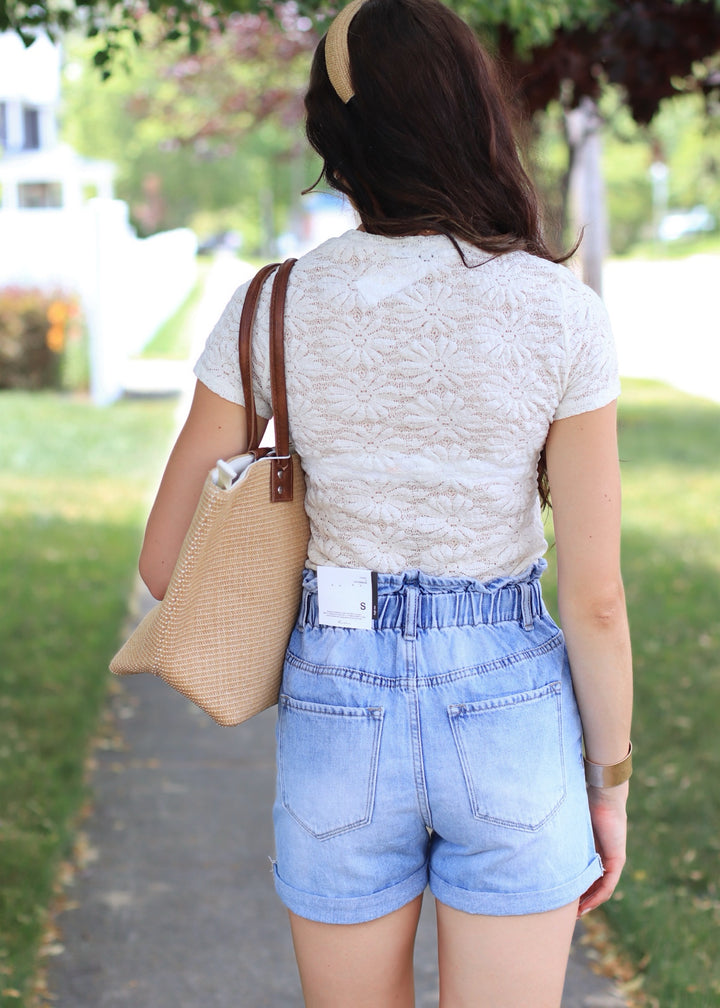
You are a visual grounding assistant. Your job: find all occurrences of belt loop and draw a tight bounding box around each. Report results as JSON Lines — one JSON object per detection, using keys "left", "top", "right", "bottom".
{"left": 403, "top": 586, "right": 419, "bottom": 640}
{"left": 299, "top": 587, "right": 311, "bottom": 628}
{"left": 520, "top": 582, "right": 534, "bottom": 631}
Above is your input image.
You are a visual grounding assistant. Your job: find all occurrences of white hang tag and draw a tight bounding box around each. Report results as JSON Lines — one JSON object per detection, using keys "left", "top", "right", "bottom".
{"left": 317, "top": 566, "right": 377, "bottom": 629}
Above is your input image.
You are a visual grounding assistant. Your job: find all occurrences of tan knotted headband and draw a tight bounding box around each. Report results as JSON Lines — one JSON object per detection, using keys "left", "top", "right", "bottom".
{"left": 325, "top": 0, "right": 366, "bottom": 103}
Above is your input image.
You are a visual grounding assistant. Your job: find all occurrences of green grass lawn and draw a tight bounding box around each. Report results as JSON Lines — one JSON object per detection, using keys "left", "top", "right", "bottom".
{"left": 620, "top": 232, "right": 720, "bottom": 261}
{"left": 0, "top": 378, "right": 718, "bottom": 1006}
{"left": 615, "top": 381, "right": 720, "bottom": 1006}
{"left": 0, "top": 391, "right": 176, "bottom": 1005}
{"left": 543, "top": 379, "right": 720, "bottom": 1006}
{"left": 136, "top": 263, "right": 208, "bottom": 360}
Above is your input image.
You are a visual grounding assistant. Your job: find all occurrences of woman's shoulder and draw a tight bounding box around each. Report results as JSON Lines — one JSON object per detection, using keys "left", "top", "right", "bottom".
{"left": 487, "top": 248, "right": 582, "bottom": 287}
{"left": 294, "top": 228, "right": 373, "bottom": 265}
{"left": 491, "top": 250, "right": 606, "bottom": 313}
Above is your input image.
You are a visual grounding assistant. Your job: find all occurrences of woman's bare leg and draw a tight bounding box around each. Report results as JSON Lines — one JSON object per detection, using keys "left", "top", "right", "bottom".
{"left": 436, "top": 898, "right": 579, "bottom": 1008}
{"left": 288, "top": 894, "right": 423, "bottom": 1008}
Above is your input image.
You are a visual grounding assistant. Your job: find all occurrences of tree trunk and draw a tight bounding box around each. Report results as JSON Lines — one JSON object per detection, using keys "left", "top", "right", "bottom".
{"left": 564, "top": 97, "right": 607, "bottom": 296}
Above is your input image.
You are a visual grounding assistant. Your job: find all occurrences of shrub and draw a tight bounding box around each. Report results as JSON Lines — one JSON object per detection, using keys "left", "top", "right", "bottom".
{"left": 0, "top": 288, "right": 81, "bottom": 390}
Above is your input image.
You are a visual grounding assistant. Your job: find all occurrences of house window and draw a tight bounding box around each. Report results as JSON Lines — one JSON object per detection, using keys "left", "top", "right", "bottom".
{"left": 18, "top": 182, "right": 63, "bottom": 208}
{"left": 23, "top": 106, "right": 40, "bottom": 150}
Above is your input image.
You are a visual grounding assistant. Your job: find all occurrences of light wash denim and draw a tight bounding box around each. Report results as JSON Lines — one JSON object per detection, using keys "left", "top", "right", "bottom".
{"left": 272, "top": 563, "right": 602, "bottom": 924}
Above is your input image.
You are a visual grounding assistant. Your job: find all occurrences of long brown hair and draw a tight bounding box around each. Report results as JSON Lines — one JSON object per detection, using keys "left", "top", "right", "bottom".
{"left": 305, "top": 0, "right": 559, "bottom": 502}
{"left": 305, "top": 0, "right": 563, "bottom": 263}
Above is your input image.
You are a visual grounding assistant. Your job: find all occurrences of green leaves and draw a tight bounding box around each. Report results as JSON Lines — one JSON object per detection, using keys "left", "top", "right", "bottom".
{"left": 458, "top": 0, "right": 615, "bottom": 49}
{"left": 8, "top": 1, "right": 720, "bottom": 131}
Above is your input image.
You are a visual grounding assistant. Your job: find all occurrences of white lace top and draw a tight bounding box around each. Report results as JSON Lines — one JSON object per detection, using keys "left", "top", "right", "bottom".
{"left": 194, "top": 229, "right": 619, "bottom": 579}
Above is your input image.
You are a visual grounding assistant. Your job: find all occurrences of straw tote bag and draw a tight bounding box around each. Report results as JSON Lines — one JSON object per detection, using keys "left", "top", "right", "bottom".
{"left": 110, "top": 259, "right": 310, "bottom": 725}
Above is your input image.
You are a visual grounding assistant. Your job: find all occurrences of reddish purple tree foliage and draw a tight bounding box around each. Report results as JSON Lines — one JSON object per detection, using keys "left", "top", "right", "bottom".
{"left": 500, "top": 0, "right": 720, "bottom": 124}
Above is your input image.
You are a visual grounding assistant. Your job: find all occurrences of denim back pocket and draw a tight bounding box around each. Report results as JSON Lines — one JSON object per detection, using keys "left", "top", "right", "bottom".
{"left": 448, "top": 681, "right": 566, "bottom": 832}
{"left": 278, "top": 695, "right": 385, "bottom": 840}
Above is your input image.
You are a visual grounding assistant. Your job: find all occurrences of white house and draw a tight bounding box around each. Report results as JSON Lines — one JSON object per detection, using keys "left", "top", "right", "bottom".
{"left": 0, "top": 32, "right": 60, "bottom": 154}
{"left": 0, "top": 32, "right": 196, "bottom": 404}
{"left": 0, "top": 32, "right": 115, "bottom": 213}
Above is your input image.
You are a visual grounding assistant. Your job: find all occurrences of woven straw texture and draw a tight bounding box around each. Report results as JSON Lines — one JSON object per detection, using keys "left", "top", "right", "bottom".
{"left": 111, "top": 454, "right": 309, "bottom": 726}
{"left": 325, "top": 0, "right": 364, "bottom": 103}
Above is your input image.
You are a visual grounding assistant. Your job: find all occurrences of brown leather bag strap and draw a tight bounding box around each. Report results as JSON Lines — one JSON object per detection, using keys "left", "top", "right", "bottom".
{"left": 268, "top": 258, "right": 297, "bottom": 502}
{"left": 238, "top": 262, "right": 279, "bottom": 453}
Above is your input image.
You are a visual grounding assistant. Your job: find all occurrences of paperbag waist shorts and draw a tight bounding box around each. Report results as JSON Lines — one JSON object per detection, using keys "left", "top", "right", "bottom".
{"left": 272, "top": 563, "right": 602, "bottom": 924}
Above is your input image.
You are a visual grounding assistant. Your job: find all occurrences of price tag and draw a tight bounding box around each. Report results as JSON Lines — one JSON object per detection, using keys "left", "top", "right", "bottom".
{"left": 317, "top": 566, "right": 377, "bottom": 629}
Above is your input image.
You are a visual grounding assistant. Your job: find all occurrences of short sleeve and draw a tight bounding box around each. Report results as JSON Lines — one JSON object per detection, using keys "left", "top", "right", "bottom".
{"left": 193, "top": 277, "right": 274, "bottom": 419}
{"left": 554, "top": 281, "right": 621, "bottom": 421}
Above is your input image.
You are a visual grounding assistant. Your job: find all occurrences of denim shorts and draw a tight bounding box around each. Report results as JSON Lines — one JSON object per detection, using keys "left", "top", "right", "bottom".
{"left": 272, "top": 563, "right": 602, "bottom": 924}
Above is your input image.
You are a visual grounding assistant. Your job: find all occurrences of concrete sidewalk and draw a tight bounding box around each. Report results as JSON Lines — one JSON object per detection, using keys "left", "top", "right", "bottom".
{"left": 44, "top": 581, "right": 627, "bottom": 1008}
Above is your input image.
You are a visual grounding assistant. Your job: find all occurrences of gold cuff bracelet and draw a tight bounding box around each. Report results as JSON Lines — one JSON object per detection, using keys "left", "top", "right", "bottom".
{"left": 584, "top": 742, "right": 633, "bottom": 788}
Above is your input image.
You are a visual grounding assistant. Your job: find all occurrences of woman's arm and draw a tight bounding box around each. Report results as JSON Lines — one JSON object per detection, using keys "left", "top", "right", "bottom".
{"left": 544, "top": 400, "right": 633, "bottom": 915}
{"left": 139, "top": 380, "right": 267, "bottom": 601}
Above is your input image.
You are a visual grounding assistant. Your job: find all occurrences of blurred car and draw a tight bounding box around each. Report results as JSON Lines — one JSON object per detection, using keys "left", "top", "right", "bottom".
{"left": 278, "top": 192, "right": 358, "bottom": 257}
{"left": 197, "top": 230, "right": 242, "bottom": 256}
{"left": 659, "top": 205, "right": 716, "bottom": 242}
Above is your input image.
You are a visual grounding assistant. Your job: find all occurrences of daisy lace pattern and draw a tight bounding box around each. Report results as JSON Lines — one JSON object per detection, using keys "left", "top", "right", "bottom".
{"left": 194, "top": 231, "right": 619, "bottom": 580}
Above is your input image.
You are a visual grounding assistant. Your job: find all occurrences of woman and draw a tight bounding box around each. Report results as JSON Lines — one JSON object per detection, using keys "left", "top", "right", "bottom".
{"left": 139, "top": 1, "right": 633, "bottom": 1005}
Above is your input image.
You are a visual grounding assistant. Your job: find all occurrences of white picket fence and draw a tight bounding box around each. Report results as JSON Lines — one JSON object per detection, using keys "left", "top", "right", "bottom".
{"left": 0, "top": 198, "right": 197, "bottom": 403}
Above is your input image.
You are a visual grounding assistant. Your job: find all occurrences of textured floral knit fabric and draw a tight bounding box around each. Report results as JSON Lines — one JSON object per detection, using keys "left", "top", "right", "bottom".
{"left": 194, "top": 230, "right": 619, "bottom": 579}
